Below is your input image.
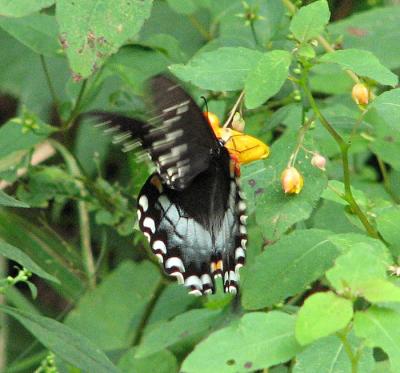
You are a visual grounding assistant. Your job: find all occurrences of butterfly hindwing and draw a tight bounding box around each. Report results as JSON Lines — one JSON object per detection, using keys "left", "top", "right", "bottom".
{"left": 137, "top": 161, "right": 247, "bottom": 295}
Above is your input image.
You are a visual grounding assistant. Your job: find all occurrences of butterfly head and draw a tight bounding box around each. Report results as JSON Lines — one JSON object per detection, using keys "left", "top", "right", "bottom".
{"left": 204, "top": 111, "right": 270, "bottom": 165}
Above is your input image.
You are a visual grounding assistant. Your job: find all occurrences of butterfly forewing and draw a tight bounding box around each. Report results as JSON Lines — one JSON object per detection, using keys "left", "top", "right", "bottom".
{"left": 145, "top": 75, "right": 220, "bottom": 190}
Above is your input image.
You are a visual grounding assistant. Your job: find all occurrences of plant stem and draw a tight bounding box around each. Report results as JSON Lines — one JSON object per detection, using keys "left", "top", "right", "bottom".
{"left": 223, "top": 91, "right": 245, "bottom": 128}
{"left": 132, "top": 280, "right": 166, "bottom": 346}
{"left": 250, "top": 21, "right": 260, "bottom": 46}
{"left": 337, "top": 330, "right": 359, "bottom": 373}
{"left": 63, "top": 80, "right": 88, "bottom": 130}
{"left": 40, "top": 55, "right": 60, "bottom": 114}
{"left": 301, "top": 75, "right": 379, "bottom": 239}
{"left": 50, "top": 140, "right": 96, "bottom": 288}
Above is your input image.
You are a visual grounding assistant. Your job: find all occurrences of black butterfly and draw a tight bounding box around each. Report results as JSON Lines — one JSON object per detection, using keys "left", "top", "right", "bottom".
{"left": 95, "top": 75, "right": 247, "bottom": 295}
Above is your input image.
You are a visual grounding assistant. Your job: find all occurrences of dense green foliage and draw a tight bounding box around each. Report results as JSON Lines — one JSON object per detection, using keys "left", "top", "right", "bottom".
{"left": 1, "top": 0, "right": 400, "bottom": 372}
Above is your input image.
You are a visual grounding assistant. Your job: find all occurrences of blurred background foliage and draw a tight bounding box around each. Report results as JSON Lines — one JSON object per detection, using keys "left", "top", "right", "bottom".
{"left": 1, "top": 0, "right": 400, "bottom": 372}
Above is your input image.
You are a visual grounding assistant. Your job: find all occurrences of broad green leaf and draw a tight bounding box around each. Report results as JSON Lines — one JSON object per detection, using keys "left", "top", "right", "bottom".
{"left": 328, "top": 233, "right": 391, "bottom": 263}
{"left": 1, "top": 305, "right": 119, "bottom": 373}
{"left": 147, "top": 283, "right": 197, "bottom": 325}
{"left": 322, "top": 180, "right": 368, "bottom": 207}
{"left": 118, "top": 348, "right": 178, "bottom": 373}
{"left": 295, "top": 292, "right": 353, "bottom": 345}
{"left": 241, "top": 229, "right": 339, "bottom": 310}
{"left": 0, "top": 115, "right": 56, "bottom": 160}
{"left": 329, "top": 6, "right": 400, "bottom": 70}
{"left": 137, "top": 309, "right": 222, "bottom": 357}
{"left": 354, "top": 307, "right": 400, "bottom": 372}
{"left": 326, "top": 243, "right": 387, "bottom": 294}
{"left": 181, "top": 312, "right": 302, "bottom": 373}
{"left": 376, "top": 207, "right": 400, "bottom": 256}
{"left": 319, "top": 49, "right": 398, "bottom": 87}
{"left": 367, "top": 88, "right": 400, "bottom": 132}
{"left": 293, "top": 334, "right": 374, "bottom": 373}
{"left": 0, "top": 0, "right": 54, "bottom": 17}
{"left": 0, "top": 30, "right": 69, "bottom": 117}
{"left": 166, "top": 0, "right": 197, "bottom": 15}
{"left": 65, "top": 261, "right": 161, "bottom": 350}
{"left": 0, "top": 240, "right": 58, "bottom": 283}
{"left": 0, "top": 190, "right": 28, "bottom": 208}
{"left": 0, "top": 13, "right": 60, "bottom": 56}
{"left": 0, "top": 211, "right": 83, "bottom": 300}
{"left": 290, "top": 0, "right": 330, "bottom": 42}
{"left": 245, "top": 50, "right": 292, "bottom": 109}
{"left": 170, "top": 47, "right": 263, "bottom": 91}
{"left": 56, "top": 0, "right": 154, "bottom": 78}
{"left": 361, "top": 279, "right": 400, "bottom": 304}
{"left": 106, "top": 45, "right": 168, "bottom": 95}
{"left": 242, "top": 131, "right": 328, "bottom": 240}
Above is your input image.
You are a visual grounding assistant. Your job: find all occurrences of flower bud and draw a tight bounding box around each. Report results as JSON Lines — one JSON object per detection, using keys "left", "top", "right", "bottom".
{"left": 311, "top": 153, "right": 326, "bottom": 171}
{"left": 232, "top": 112, "right": 245, "bottom": 132}
{"left": 281, "top": 167, "right": 304, "bottom": 194}
{"left": 352, "top": 83, "right": 370, "bottom": 105}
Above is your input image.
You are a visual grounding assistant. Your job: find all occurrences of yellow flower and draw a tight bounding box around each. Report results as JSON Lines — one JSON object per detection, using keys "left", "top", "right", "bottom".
{"left": 352, "top": 83, "right": 370, "bottom": 105}
{"left": 281, "top": 167, "right": 304, "bottom": 194}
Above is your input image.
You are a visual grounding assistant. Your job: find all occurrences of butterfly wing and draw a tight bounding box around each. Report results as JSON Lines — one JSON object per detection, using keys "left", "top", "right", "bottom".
{"left": 137, "top": 158, "right": 247, "bottom": 295}
{"left": 144, "top": 75, "right": 220, "bottom": 190}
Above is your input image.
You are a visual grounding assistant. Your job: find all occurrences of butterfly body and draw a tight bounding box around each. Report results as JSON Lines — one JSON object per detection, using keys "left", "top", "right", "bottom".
{"left": 92, "top": 75, "right": 268, "bottom": 295}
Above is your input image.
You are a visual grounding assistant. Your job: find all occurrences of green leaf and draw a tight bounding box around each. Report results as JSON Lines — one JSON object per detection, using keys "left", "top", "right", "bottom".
{"left": 170, "top": 47, "right": 263, "bottom": 91}
{"left": 367, "top": 88, "right": 400, "bottom": 132}
{"left": 0, "top": 0, "right": 54, "bottom": 17}
{"left": 295, "top": 292, "right": 353, "bottom": 345}
{"left": 329, "top": 6, "right": 400, "bottom": 70}
{"left": 242, "top": 131, "right": 328, "bottom": 240}
{"left": 0, "top": 240, "right": 58, "bottom": 283}
{"left": 361, "top": 279, "right": 400, "bottom": 304}
{"left": 166, "top": 0, "right": 197, "bottom": 15}
{"left": 65, "top": 261, "right": 161, "bottom": 350}
{"left": 354, "top": 307, "right": 400, "bottom": 372}
{"left": 290, "top": 0, "right": 330, "bottom": 42}
{"left": 0, "top": 190, "right": 28, "bottom": 208}
{"left": 137, "top": 309, "right": 222, "bottom": 358}
{"left": 241, "top": 229, "right": 340, "bottom": 310}
{"left": 0, "top": 211, "right": 83, "bottom": 300}
{"left": 1, "top": 305, "right": 119, "bottom": 373}
{"left": 181, "top": 312, "right": 302, "bottom": 373}
{"left": 0, "top": 115, "right": 56, "bottom": 161}
{"left": 322, "top": 180, "right": 368, "bottom": 207}
{"left": 376, "top": 206, "right": 400, "bottom": 256}
{"left": 245, "top": 50, "right": 292, "bottom": 109}
{"left": 293, "top": 334, "right": 374, "bottom": 373}
{"left": 118, "top": 348, "right": 178, "bottom": 373}
{"left": 0, "top": 13, "right": 60, "bottom": 56}
{"left": 326, "top": 243, "right": 388, "bottom": 294}
{"left": 319, "top": 49, "right": 398, "bottom": 87}
{"left": 56, "top": 0, "right": 154, "bottom": 78}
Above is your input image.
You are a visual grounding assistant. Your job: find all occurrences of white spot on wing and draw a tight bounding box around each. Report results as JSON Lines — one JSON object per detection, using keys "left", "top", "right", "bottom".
{"left": 165, "top": 257, "right": 185, "bottom": 272}
{"left": 235, "top": 247, "right": 245, "bottom": 260}
{"left": 170, "top": 272, "right": 184, "bottom": 284}
{"left": 185, "top": 275, "right": 202, "bottom": 289}
{"left": 143, "top": 217, "right": 156, "bottom": 233}
{"left": 152, "top": 240, "right": 167, "bottom": 254}
{"left": 238, "top": 201, "right": 246, "bottom": 212}
{"left": 138, "top": 195, "right": 148, "bottom": 212}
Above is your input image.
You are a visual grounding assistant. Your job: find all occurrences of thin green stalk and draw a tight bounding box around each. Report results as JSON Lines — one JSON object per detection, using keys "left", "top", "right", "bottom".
{"left": 40, "top": 55, "right": 60, "bottom": 113}
{"left": 337, "top": 330, "right": 359, "bottom": 373}
{"left": 63, "top": 80, "right": 88, "bottom": 130}
{"left": 5, "top": 351, "right": 47, "bottom": 373}
{"left": 250, "top": 21, "right": 260, "bottom": 46}
{"left": 301, "top": 76, "right": 379, "bottom": 239}
{"left": 50, "top": 140, "right": 96, "bottom": 288}
{"left": 132, "top": 280, "right": 166, "bottom": 346}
